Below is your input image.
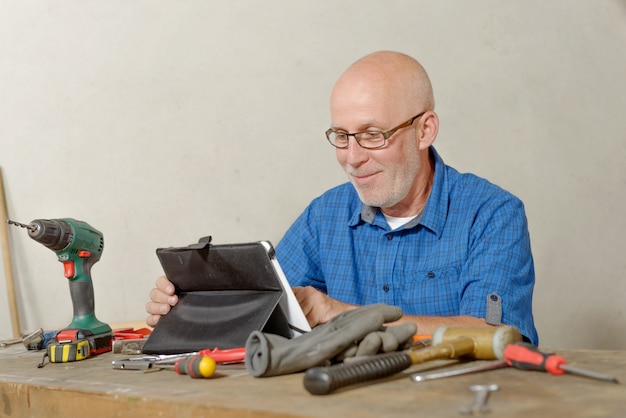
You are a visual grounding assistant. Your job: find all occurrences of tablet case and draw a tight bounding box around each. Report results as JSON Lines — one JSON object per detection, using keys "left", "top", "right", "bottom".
{"left": 141, "top": 236, "right": 295, "bottom": 354}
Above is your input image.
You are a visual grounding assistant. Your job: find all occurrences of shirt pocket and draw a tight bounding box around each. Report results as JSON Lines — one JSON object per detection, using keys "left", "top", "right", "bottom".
{"left": 400, "top": 265, "right": 461, "bottom": 316}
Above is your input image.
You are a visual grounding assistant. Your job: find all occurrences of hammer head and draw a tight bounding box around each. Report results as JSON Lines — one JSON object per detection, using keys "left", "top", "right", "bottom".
{"left": 431, "top": 326, "right": 523, "bottom": 360}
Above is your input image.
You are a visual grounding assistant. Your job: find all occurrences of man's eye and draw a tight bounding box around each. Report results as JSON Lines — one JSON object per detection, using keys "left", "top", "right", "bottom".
{"left": 361, "top": 132, "right": 383, "bottom": 140}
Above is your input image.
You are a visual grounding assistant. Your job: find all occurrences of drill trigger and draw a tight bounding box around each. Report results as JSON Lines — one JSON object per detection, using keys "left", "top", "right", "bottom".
{"left": 63, "top": 261, "right": 75, "bottom": 278}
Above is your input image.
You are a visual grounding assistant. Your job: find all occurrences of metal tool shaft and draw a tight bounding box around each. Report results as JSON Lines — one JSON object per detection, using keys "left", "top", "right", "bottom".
{"left": 561, "top": 364, "right": 619, "bottom": 384}
{"left": 411, "top": 360, "right": 508, "bottom": 382}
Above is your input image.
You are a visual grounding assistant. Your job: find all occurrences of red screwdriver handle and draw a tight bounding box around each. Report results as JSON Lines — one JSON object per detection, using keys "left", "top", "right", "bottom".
{"left": 504, "top": 342, "right": 567, "bottom": 375}
{"left": 197, "top": 347, "right": 245, "bottom": 363}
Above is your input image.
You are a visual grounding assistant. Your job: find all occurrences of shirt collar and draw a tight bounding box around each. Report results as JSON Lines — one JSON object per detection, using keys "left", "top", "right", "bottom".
{"left": 417, "top": 146, "right": 447, "bottom": 238}
{"left": 348, "top": 146, "right": 448, "bottom": 238}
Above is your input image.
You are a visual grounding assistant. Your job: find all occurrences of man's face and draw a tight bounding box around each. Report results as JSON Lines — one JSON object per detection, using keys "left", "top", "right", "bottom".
{"left": 331, "top": 96, "right": 423, "bottom": 210}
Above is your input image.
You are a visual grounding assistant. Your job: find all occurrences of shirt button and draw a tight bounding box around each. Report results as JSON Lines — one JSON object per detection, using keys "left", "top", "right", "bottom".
{"left": 383, "top": 285, "right": 390, "bottom": 292}
{"left": 490, "top": 294, "right": 499, "bottom": 301}
{"left": 427, "top": 271, "right": 435, "bottom": 278}
{"left": 386, "top": 235, "right": 393, "bottom": 241}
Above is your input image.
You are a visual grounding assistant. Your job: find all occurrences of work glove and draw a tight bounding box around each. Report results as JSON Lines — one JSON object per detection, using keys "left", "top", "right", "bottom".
{"left": 335, "top": 321, "right": 417, "bottom": 360}
{"left": 245, "top": 303, "right": 416, "bottom": 377}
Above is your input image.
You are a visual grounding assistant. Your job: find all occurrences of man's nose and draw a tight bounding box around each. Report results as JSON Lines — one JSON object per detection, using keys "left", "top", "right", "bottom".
{"left": 342, "top": 136, "right": 369, "bottom": 165}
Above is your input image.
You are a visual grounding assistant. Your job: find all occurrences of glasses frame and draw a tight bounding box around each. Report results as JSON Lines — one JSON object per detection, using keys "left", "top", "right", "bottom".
{"left": 325, "top": 111, "right": 426, "bottom": 149}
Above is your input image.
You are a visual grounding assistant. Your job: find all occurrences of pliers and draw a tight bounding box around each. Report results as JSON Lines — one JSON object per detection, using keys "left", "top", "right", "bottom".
{"left": 112, "top": 347, "right": 246, "bottom": 371}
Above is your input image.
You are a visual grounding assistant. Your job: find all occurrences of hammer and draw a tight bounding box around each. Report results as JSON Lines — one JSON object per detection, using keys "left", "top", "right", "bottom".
{"left": 303, "top": 325, "right": 522, "bottom": 395}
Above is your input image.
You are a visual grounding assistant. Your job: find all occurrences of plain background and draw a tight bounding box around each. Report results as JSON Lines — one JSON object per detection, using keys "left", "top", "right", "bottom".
{"left": 1, "top": 1, "right": 625, "bottom": 349}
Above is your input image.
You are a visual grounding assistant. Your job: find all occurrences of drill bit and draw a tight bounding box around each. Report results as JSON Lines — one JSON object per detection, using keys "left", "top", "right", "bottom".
{"left": 6, "top": 220, "right": 37, "bottom": 232}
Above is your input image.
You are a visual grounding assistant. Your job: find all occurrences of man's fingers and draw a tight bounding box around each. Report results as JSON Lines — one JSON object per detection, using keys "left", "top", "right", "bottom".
{"left": 145, "top": 276, "right": 178, "bottom": 328}
{"left": 146, "top": 314, "right": 161, "bottom": 328}
{"left": 149, "top": 286, "right": 178, "bottom": 305}
{"left": 293, "top": 286, "right": 323, "bottom": 327}
{"left": 155, "top": 275, "right": 175, "bottom": 295}
{"left": 145, "top": 300, "right": 172, "bottom": 316}
{"left": 292, "top": 286, "right": 308, "bottom": 304}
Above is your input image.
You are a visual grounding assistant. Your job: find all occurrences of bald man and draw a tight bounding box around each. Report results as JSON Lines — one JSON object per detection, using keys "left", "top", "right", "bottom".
{"left": 147, "top": 51, "right": 538, "bottom": 344}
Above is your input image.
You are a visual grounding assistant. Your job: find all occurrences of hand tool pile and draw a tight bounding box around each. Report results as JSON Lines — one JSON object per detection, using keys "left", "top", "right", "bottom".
{"left": 303, "top": 324, "right": 523, "bottom": 395}
{"left": 112, "top": 347, "right": 246, "bottom": 379}
{"left": 301, "top": 325, "right": 619, "bottom": 395}
{"left": 295, "top": 323, "right": 619, "bottom": 415}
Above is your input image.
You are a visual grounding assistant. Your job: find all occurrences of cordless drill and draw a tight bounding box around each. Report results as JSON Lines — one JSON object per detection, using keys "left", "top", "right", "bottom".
{"left": 7, "top": 218, "right": 112, "bottom": 360}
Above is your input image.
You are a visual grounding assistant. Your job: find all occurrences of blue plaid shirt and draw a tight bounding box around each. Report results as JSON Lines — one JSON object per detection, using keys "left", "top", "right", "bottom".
{"left": 276, "top": 147, "right": 538, "bottom": 344}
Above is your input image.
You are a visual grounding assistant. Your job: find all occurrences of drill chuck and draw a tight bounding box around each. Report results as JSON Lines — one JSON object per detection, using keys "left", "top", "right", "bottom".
{"left": 27, "top": 219, "right": 73, "bottom": 251}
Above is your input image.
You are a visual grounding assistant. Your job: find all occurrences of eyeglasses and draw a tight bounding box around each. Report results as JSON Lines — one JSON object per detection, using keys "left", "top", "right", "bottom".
{"left": 325, "top": 111, "right": 426, "bottom": 149}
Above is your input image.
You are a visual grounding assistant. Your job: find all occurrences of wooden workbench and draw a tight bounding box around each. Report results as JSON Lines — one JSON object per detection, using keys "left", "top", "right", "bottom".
{"left": 1, "top": 345, "right": 625, "bottom": 417}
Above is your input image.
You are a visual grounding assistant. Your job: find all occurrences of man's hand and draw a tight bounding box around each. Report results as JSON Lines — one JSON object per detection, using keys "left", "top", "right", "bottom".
{"left": 292, "top": 286, "right": 489, "bottom": 334}
{"left": 145, "top": 276, "right": 178, "bottom": 327}
{"left": 292, "top": 286, "right": 357, "bottom": 327}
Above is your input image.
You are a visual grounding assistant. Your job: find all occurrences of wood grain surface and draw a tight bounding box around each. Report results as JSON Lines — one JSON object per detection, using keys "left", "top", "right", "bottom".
{"left": 1, "top": 345, "right": 625, "bottom": 417}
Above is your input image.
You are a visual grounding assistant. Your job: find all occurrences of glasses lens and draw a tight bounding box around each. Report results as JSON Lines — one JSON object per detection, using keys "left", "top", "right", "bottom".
{"left": 356, "top": 132, "right": 385, "bottom": 149}
{"left": 328, "top": 132, "right": 349, "bottom": 148}
{"left": 326, "top": 131, "right": 386, "bottom": 149}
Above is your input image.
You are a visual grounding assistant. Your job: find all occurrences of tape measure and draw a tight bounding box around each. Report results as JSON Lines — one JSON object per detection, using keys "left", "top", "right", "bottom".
{"left": 37, "top": 329, "right": 113, "bottom": 368}
{"left": 38, "top": 339, "right": 91, "bottom": 367}
{"left": 48, "top": 339, "right": 91, "bottom": 362}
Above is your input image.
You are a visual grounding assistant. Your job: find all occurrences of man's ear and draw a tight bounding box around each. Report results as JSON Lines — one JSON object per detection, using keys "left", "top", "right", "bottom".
{"left": 417, "top": 111, "right": 439, "bottom": 150}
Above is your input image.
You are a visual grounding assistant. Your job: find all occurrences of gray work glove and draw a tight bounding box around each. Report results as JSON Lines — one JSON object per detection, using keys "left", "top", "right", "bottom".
{"left": 335, "top": 322, "right": 417, "bottom": 360}
{"left": 245, "top": 304, "right": 413, "bottom": 377}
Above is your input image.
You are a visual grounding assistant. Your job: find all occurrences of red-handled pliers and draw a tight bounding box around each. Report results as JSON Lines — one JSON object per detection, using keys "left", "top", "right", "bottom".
{"left": 197, "top": 347, "right": 246, "bottom": 363}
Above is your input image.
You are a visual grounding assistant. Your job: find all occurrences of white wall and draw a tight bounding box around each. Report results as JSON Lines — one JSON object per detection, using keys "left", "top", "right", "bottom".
{"left": 1, "top": 0, "right": 625, "bottom": 349}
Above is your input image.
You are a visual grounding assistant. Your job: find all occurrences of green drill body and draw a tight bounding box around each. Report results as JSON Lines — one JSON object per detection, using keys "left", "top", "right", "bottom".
{"left": 11, "top": 218, "right": 111, "bottom": 335}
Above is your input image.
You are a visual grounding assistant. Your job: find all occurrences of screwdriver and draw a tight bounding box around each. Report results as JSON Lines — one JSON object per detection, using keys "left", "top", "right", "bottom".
{"left": 503, "top": 342, "right": 619, "bottom": 384}
{"left": 156, "top": 355, "right": 217, "bottom": 379}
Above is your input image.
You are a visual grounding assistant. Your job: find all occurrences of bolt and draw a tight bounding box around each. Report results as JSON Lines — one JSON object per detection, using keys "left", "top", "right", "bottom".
{"left": 458, "top": 383, "right": 499, "bottom": 415}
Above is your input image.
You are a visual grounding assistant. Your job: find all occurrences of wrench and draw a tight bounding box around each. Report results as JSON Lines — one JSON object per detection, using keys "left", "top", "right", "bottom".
{"left": 0, "top": 337, "right": 23, "bottom": 348}
{"left": 458, "top": 383, "right": 499, "bottom": 415}
{"left": 0, "top": 329, "right": 44, "bottom": 349}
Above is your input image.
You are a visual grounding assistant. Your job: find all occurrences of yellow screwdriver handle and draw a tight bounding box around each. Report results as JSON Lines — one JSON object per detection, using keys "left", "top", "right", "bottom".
{"left": 174, "top": 355, "right": 217, "bottom": 378}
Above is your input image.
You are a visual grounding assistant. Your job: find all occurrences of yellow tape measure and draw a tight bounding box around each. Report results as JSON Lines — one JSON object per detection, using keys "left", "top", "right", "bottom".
{"left": 48, "top": 339, "right": 91, "bottom": 363}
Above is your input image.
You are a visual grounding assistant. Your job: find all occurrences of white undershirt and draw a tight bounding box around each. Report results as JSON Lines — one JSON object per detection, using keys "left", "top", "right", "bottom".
{"left": 383, "top": 213, "right": 419, "bottom": 230}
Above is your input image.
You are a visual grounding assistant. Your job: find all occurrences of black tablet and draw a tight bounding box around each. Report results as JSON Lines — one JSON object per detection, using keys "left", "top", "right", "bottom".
{"left": 142, "top": 238, "right": 310, "bottom": 354}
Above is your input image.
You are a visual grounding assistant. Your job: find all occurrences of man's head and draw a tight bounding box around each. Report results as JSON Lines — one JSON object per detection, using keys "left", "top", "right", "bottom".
{"left": 329, "top": 51, "right": 439, "bottom": 217}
